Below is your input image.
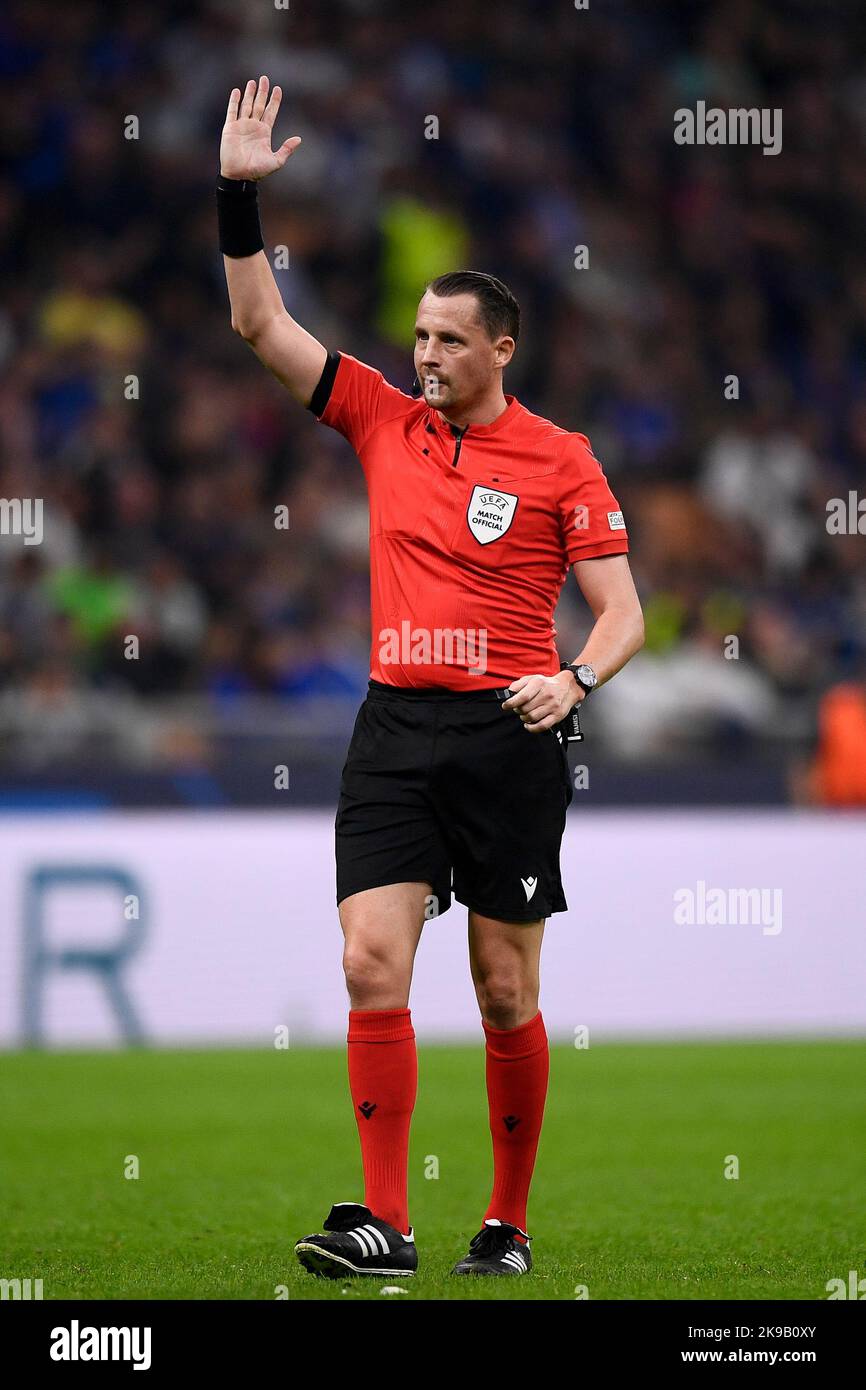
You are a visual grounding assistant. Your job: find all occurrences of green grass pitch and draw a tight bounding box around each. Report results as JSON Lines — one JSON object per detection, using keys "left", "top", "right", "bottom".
{"left": 1, "top": 1039, "right": 863, "bottom": 1300}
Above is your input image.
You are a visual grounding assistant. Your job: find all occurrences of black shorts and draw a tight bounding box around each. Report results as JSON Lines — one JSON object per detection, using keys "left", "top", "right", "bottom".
{"left": 335, "top": 679, "right": 574, "bottom": 922}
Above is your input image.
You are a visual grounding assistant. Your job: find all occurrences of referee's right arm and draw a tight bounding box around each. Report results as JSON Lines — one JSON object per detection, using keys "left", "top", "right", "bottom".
{"left": 218, "top": 76, "right": 327, "bottom": 408}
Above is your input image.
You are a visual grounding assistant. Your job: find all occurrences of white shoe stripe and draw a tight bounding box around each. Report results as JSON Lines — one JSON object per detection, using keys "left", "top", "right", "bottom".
{"left": 503, "top": 1250, "right": 526, "bottom": 1271}
{"left": 348, "top": 1231, "right": 371, "bottom": 1257}
{"left": 363, "top": 1224, "right": 390, "bottom": 1256}
{"left": 354, "top": 1228, "right": 376, "bottom": 1257}
{"left": 360, "top": 1228, "right": 380, "bottom": 1258}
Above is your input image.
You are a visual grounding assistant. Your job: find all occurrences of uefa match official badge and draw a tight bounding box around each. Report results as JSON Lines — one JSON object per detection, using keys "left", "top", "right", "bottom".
{"left": 466, "top": 485, "right": 519, "bottom": 545}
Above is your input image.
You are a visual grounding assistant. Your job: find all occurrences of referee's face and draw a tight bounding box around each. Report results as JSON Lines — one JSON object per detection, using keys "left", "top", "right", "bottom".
{"left": 414, "top": 292, "right": 512, "bottom": 417}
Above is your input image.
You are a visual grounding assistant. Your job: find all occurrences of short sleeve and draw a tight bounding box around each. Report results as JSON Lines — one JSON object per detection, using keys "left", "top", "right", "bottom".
{"left": 308, "top": 350, "right": 414, "bottom": 453}
{"left": 557, "top": 433, "right": 629, "bottom": 563}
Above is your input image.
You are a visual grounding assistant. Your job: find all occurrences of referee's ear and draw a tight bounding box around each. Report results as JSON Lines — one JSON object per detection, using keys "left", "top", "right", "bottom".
{"left": 494, "top": 336, "right": 516, "bottom": 368}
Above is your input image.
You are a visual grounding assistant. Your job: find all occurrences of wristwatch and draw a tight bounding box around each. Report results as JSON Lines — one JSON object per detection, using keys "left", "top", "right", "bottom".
{"left": 560, "top": 661, "right": 598, "bottom": 696}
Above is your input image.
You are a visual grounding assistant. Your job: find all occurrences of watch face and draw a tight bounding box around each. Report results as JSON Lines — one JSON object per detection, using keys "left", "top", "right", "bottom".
{"left": 576, "top": 664, "right": 598, "bottom": 688}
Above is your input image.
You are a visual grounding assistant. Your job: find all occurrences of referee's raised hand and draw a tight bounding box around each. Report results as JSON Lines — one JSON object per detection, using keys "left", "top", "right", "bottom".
{"left": 220, "top": 76, "right": 302, "bottom": 181}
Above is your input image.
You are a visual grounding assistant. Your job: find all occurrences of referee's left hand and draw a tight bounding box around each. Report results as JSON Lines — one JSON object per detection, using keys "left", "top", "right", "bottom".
{"left": 502, "top": 672, "right": 584, "bottom": 732}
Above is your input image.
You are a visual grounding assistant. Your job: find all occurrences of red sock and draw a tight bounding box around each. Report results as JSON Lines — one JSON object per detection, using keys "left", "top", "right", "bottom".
{"left": 347, "top": 1007, "right": 417, "bottom": 1234}
{"left": 482, "top": 1010, "right": 549, "bottom": 1239}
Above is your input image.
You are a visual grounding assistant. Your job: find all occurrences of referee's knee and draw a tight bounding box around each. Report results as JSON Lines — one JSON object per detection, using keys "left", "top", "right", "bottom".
{"left": 342, "top": 943, "right": 410, "bottom": 1010}
{"left": 474, "top": 976, "right": 539, "bottom": 1030}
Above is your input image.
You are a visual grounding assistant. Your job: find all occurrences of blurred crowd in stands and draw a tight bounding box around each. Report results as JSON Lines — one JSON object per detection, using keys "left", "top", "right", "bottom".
{"left": 1, "top": 0, "right": 865, "bottom": 798}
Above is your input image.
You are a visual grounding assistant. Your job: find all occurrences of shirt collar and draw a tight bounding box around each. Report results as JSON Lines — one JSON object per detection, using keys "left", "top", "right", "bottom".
{"left": 427, "top": 394, "right": 519, "bottom": 438}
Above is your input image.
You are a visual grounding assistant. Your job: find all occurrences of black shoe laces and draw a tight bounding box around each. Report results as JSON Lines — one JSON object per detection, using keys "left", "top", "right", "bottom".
{"left": 469, "top": 1224, "right": 524, "bottom": 1259}
{"left": 324, "top": 1204, "right": 371, "bottom": 1233}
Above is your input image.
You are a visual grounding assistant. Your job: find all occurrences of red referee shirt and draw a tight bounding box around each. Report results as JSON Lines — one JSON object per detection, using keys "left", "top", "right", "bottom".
{"left": 309, "top": 351, "right": 629, "bottom": 690}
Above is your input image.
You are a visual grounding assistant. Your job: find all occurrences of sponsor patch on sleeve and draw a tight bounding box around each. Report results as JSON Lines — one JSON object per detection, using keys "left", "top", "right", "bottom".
{"left": 607, "top": 510, "right": 626, "bottom": 530}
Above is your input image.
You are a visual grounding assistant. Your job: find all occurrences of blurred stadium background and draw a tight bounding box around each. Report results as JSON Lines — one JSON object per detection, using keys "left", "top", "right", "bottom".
{"left": 2, "top": 0, "right": 864, "bottom": 1305}
{"left": 1, "top": 0, "right": 865, "bottom": 812}
{"left": 0, "top": 0, "right": 863, "bottom": 1020}
{"left": 0, "top": 0, "right": 864, "bottom": 1046}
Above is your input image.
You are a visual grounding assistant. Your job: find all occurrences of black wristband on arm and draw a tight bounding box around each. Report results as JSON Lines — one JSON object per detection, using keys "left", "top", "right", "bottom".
{"left": 216, "top": 175, "right": 265, "bottom": 258}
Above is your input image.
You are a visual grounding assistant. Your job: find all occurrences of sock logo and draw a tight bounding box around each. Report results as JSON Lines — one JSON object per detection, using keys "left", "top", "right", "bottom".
{"left": 358, "top": 1100, "right": 377, "bottom": 1119}
{"left": 503, "top": 1114, "right": 521, "bottom": 1132}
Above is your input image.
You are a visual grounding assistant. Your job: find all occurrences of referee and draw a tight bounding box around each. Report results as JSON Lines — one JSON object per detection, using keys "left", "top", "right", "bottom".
{"left": 219, "top": 78, "right": 644, "bottom": 1279}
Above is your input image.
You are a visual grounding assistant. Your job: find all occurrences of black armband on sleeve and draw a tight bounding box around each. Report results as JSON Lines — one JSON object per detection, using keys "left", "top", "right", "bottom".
{"left": 216, "top": 174, "right": 265, "bottom": 258}
{"left": 307, "top": 350, "right": 341, "bottom": 417}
